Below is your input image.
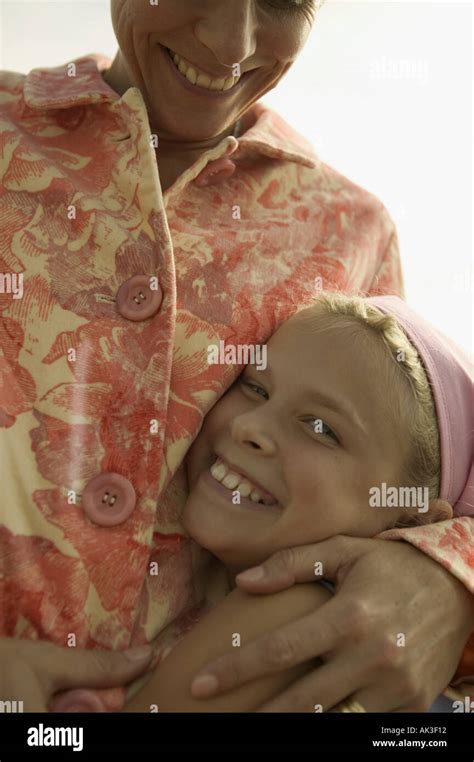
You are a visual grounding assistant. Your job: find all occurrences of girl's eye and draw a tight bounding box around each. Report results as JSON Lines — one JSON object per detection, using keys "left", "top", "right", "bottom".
{"left": 306, "top": 418, "right": 338, "bottom": 443}
{"left": 240, "top": 379, "right": 268, "bottom": 399}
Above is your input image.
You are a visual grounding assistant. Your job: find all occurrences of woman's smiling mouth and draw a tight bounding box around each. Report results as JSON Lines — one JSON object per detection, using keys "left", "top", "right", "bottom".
{"left": 168, "top": 48, "right": 240, "bottom": 91}
{"left": 159, "top": 44, "right": 250, "bottom": 96}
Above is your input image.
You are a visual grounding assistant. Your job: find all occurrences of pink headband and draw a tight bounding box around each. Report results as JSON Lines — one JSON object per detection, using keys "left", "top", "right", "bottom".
{"left": 368, "top": 296, "right": 473, "bottom": 517}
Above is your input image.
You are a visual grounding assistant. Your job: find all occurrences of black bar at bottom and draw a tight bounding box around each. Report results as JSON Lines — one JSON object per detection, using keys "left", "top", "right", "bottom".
{"left": 0, "top": 712, "right": 472, "bottom": 758}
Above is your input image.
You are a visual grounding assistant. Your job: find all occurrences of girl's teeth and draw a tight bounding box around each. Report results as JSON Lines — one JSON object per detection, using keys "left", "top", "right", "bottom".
{"left": 237, "top": 481, "right": 252, "bottom": 497}
{"left": 209, "top": 457, "right": 276, "bottom": 505}
{"left": 210, "top": 462, "right": 227, "bottom": 481}
{"left": 222, "top": 473, "right": 240, "bottom": 489}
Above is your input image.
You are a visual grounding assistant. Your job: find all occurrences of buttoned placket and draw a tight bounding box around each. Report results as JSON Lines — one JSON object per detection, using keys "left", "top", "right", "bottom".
{"left": 79, "top": 87, "right": 240, "bottom": 529}
{"left": 80, "top": 87, "right": 175, "bottom": 528}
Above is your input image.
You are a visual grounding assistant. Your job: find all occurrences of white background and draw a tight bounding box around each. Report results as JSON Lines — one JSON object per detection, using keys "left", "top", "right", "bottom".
{"left": 1, "top": 0, "right": 472, "bottom": 354}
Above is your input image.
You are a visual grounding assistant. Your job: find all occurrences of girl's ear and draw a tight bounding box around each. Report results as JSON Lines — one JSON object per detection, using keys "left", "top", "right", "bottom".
{"left": 424, "top": 498, "right": 453, "bottom": 524}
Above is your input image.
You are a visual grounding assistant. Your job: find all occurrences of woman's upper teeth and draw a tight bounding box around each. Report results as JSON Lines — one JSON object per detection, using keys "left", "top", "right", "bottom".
{"left": 210, "top": 457, "right": 277, "bottom": 505}
{"left": 169, "top": 49, "right": 240, "bottom": 91}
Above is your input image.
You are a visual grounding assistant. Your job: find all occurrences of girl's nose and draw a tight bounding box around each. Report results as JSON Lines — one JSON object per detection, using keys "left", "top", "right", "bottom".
{"left": 231, "top": 415, "right": 276, "bottom": 455}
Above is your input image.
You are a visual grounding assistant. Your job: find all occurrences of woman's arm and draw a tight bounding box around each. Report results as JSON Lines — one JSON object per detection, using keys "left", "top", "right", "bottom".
{"left": 125, "top": 582, "right": 332, "bottom": 712}
{"left": 187, "top": 537, "right": 474, "bottom": 712}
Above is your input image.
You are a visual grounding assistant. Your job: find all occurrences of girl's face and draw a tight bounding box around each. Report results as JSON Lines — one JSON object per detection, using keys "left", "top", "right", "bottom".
{"left": 108, "top": 0, "right": 318, "bottom": 140}
{"left": 183, "top": 315, "right": 411, "bottom": 574}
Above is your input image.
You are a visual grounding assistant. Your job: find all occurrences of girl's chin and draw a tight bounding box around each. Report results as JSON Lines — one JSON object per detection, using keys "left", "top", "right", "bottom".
{"left": 181, "top": 501, "right": 225, "bottom": 550}
{"left": 181, "top": 502, "right": 262, "bottom": 571}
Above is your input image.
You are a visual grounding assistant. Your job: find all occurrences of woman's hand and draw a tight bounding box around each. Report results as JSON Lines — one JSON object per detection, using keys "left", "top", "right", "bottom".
{"left": 190, "top": 536, "right": 474, "bottom": 711}
{"left": 0, "top": 637, "right": 153, "bottom": 712}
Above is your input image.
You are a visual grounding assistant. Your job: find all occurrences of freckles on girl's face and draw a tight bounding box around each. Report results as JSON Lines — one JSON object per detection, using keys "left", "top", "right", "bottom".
{"left": 182, "top": 315, "right": 410, "bottom": 574}
{"left": 109, "top": 0, "right": 318, "bottom": 140}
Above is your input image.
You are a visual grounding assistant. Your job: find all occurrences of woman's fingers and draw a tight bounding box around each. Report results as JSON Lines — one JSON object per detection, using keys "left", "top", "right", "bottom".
{"left": 0, "top": 637, "right": 153, "bottom": 710}
{"left": 191, "top": 601, "right": 340, "bottom": 698}
{"left": 256, "top": 651, "right": 416, "bottom": 713}
{"left": 257, "top": 651, "right": 367, "bottom": 712}
{"left": 235, "top": 536, "right": 368, "bottom": 593}
{"left": 3, "top": 657, "right": 47, "bottom": 712}
{"left": 44, "top": 644, "right": 154, "bottom": 693}
{"left": 253, "top": 639, "right": 410, "bottom": 713}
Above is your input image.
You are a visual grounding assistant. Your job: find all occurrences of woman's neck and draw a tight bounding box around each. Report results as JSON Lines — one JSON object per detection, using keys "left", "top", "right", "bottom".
{"left": 155, "top": 133, "right": 233, "bottom": 192}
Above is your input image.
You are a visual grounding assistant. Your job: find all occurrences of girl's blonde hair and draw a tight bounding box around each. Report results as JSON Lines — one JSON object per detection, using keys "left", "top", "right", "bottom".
{"left": 293, "top": 292, "right": 441, "bottom": 526}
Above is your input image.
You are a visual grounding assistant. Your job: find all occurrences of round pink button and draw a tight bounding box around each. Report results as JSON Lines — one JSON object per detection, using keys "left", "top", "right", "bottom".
{"left": 116, "top": 275, "right": 162, "bottom": 321}
{"left": 82, "top": 472, "right": 136, "bottom": 527}
{"left": 50, "top": 689, "right": 106, "bottom": 713}
{"left": 194, "top": 158, "right": 236, "bottom": 187}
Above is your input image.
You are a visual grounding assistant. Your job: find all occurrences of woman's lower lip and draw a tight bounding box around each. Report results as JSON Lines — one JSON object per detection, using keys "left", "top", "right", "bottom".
{"left": 158, "top": 44, "right": 248, "bottom": 98}
{"left": 200, "top": 468, "right": 281, "bottom": 514}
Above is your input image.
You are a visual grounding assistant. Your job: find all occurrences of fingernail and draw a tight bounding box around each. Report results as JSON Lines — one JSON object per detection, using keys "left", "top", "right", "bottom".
{"left": 124, "top": 646, "right": 152, "bottom": 662}
{"left": 191, "top": 674, "right": 219, "bottom": 698}
{"left": 236, "top": 566, "right": 264, "bottom": 582}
